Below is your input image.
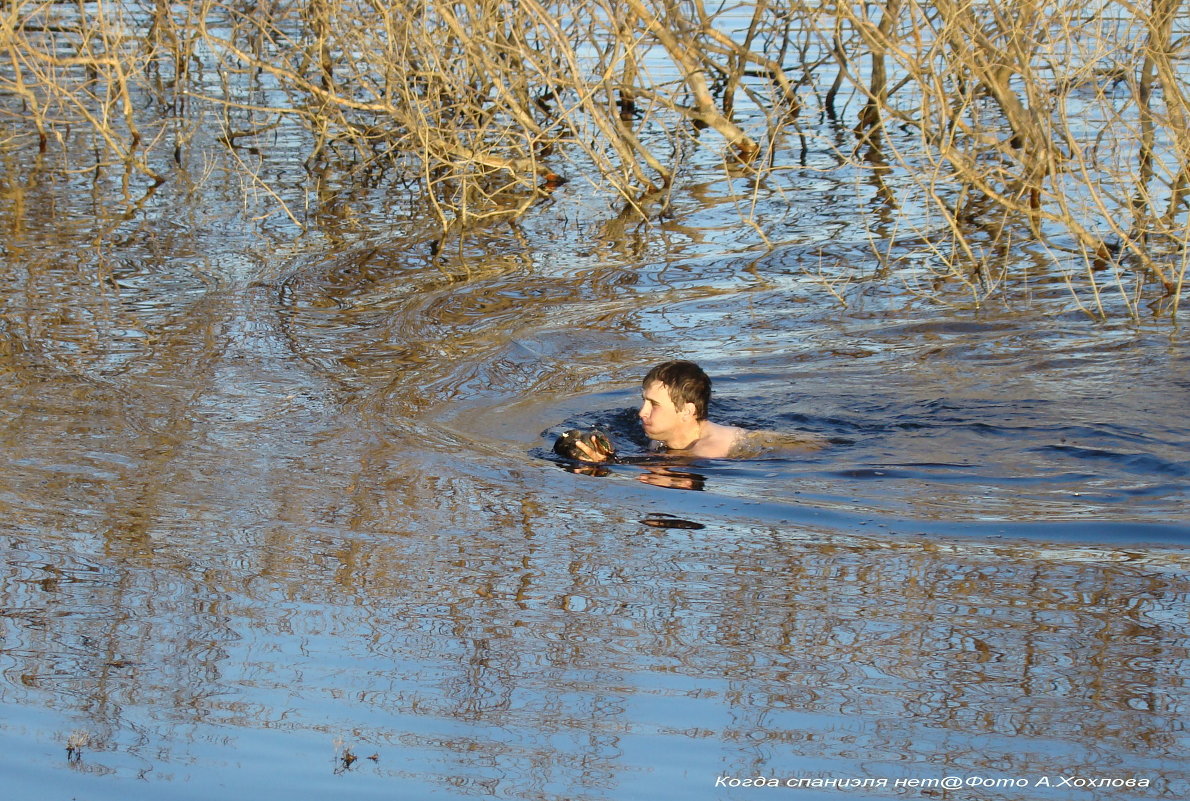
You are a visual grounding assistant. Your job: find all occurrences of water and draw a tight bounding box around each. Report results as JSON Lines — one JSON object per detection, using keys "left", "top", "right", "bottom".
{"left": 2, "top": 65, "right": 1190, "bottom": 801}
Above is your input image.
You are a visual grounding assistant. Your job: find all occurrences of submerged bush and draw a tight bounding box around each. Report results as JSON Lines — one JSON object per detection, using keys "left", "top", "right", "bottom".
{"left": 1, "top": 0, "right": 1187, "bottom": 317}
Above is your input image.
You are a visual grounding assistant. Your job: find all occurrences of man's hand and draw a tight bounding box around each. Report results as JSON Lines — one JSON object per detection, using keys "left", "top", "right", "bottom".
{"left": 554, "top": 429, "right": 617, "bottom": 463}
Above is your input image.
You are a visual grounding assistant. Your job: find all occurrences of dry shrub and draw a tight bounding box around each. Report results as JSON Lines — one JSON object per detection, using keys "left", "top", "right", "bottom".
{"left": 0, "top": 0, "right": 1186, "bottom": 317}
{"left": 835, "top": 0, "right": 1189, "bottom": 316}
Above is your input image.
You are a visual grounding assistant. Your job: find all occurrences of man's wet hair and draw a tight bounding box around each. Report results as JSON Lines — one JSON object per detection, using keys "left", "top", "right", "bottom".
{"left": 643, "top": 360, "right": 711, "bottom": 421}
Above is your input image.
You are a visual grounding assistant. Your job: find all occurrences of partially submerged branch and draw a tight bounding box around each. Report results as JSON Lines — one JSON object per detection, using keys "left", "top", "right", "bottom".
{"left": 0, "top": 0, "right": 1185, "bottom": 315}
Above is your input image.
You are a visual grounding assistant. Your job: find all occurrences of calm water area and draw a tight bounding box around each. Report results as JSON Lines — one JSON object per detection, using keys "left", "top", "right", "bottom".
{"left": 3, "top": 55, "right": 1190, "bottom": 801}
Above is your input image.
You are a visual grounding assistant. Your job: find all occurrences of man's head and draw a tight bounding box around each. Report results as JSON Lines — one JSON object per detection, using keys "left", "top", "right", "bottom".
{"left": 638, "top": 361, "right": 713, "bottom": 447}
{"left": 642, "top": 361, "right": 711, "bottom": 421}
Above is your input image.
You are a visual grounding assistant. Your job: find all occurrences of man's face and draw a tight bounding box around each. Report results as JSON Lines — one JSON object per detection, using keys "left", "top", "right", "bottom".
{"left": 639, "top": 381, "right": 691, "bottom": 443}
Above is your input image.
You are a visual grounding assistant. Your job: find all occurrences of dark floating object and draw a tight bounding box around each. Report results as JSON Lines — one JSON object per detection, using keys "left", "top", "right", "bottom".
{"left": 641, "top": 513, "right": 706, "bottom": 530}
{"left": 553, "top": 428, "right": 616, "bottom": 462}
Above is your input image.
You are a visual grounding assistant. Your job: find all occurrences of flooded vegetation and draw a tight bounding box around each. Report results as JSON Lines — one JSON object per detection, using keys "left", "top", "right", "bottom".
{"left": 2, "top": 1, "right": 1189, "bottom": 799}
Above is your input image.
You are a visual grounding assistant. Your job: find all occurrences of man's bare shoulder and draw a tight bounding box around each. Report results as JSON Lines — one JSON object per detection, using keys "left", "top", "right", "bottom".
{"left": 729, "top": 429, "right": 828, "bottom": 458}
{"left": 656, "top": 423, "right": 827, "bottom": 460}
{"left": 688, "top": 422, "right": 745, "bottom": 459}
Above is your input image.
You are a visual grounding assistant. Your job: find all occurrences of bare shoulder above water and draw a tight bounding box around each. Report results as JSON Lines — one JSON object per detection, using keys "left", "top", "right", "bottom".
{"left": 646, "top": 427, "right": 828, "bottom": 460}
{"left": 728, "top": 429, "right": 830, "bottom": 459}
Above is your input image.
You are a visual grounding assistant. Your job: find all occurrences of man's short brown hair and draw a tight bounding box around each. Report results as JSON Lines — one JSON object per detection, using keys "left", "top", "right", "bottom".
{"left": 643, "top": 360, "right": 711, "bottom": 420}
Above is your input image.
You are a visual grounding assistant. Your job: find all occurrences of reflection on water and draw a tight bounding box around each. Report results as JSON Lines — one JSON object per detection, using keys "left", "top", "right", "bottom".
{"left": 3, "top": 477, "right": 1189, "bottom": 799}
{"left": 2, "top": 129, "right": 1189, "bottom": 801}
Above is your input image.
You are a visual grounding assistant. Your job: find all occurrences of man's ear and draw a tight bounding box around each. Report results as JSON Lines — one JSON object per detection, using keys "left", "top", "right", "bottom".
{"left": 681, "top": 402, "right": 696, "bottom": 418}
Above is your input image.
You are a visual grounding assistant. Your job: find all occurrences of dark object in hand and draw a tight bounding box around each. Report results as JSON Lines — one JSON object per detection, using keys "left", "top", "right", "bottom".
{"left": 553, "top": 429, "right": 617, "bottom": 462}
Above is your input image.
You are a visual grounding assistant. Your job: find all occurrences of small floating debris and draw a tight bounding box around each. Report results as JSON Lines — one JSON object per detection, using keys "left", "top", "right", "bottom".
{"left": 333, "top": 737, "right": 356, "bottom": 774}
{"left": 641, "top": 513, "right": 705, "bottom": 530}
{"left": 333, "top": 737, "right": 379, "bottom": 774}
{"left": 66, "top": 730, "right": 89, "bottom": 762}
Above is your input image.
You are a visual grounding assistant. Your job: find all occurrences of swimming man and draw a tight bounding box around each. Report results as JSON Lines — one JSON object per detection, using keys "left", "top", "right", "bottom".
{"left": 567, "top": 360, "right": 823, "bottom": 462}
{"left": 637, "top": 360, "right": 743, "bottom": 458}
